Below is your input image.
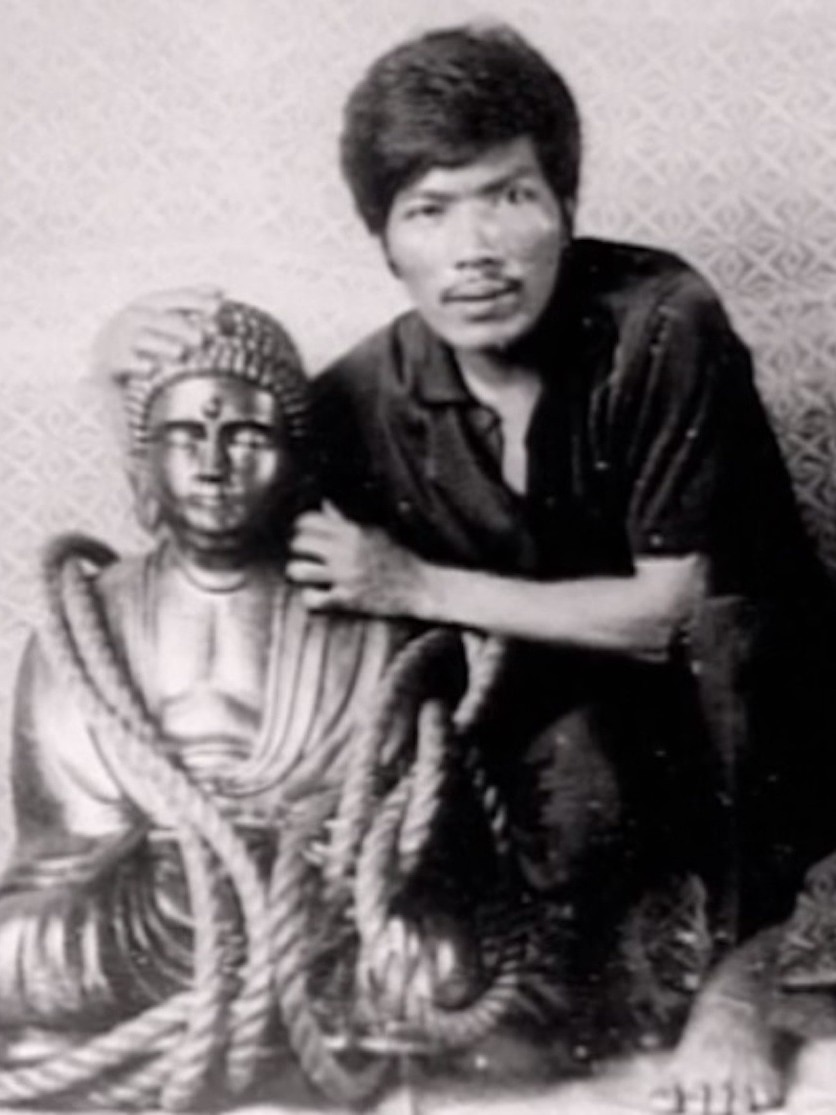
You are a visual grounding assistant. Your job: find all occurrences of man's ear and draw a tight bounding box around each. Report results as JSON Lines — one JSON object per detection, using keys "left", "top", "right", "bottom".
{"left": 380, "top": 236, "right": 401, "bottom": 279}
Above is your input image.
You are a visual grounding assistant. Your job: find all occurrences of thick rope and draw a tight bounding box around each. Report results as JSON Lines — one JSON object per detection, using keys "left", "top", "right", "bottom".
{"left": 353, "top": 768, "right": 521, "bottom": 1050}
{"left": 325, "top": 629, "right": 458, "bottom": 894}
{"left": 60, "top": 545, "right": 274, "bottom": 1091}
{"left": 268, "top": 806, "right": 389, "bottom": 1107}
{"left": 161, "top": 833, "right": 228, "bottom": 1111}
{"left": 331, "top": 627, "right": 523, "bottom": 1051}
{"left": 398, "top": 699, "right": 449, "bottom": 872}
{"left": 36, "top": 536, "right": 273, "bottom": 1101}
{"left": 0, "top": 535, "right": 519, "bottom": 1108}
{"left": 0, "top": 1001, "right": 186, "bottom": 1105}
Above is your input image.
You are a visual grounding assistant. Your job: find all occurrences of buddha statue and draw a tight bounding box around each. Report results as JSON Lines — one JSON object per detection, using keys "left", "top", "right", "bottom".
{"left": 0, "top": 300, "right": 497, "bottom": 1107}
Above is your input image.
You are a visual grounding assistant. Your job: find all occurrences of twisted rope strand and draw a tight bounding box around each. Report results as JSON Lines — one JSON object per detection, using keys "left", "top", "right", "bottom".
{"left": 326, "top": 629, "right": 457, "bottom": 891}
{"left": 397, "top": 699, "right": 449, "bottom": 874}
{"left": 453, "top": 635, "right": 507, "bottom": 734}
{"left": 0, "top": 999, "right": 186, "bottom": 1104}
{"left": 269, "top": 817, "right": 388, "bottom": 1107}
{"left": 161, "top": 833, "right": 228, "bottom": 1111}
{"left": 39, "top": 537, "right": 274, "bottom": 1100}
{"left": 0, "top": 535, "right": 519, "bottom": 1108}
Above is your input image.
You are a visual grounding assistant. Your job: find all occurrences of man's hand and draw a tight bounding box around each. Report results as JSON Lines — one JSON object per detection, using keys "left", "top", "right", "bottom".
{"left": 91, "top": 286, "right": 224, "bottom": 383}
{"left": 288, "top": 504, "right": 428, "bottom": 618}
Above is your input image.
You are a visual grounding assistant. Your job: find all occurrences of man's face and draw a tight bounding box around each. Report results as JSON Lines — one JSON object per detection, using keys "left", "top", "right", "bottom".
{"left": 383, "top": 137, "right": 569, "bottom": 353}
{"left": 147, "top": 374, "right": 293, "bottom": 559}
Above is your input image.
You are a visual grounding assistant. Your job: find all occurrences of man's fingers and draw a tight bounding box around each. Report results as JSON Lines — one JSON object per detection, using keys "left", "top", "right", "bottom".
{"left": 131, "top": 329, "right": 198, "bottom": 365}
{"left": 292, "top": 513, "right": 338, "bottom": 542}
{"left": 300, "top": 586, "right": 344, "bottom": 612}
{"left": 286, "top": 558, "right": 332, "bottom": 586}
{"left": 92, "top": 291, "right": 223, "bottom": 380}
{"left": 140, "top": 285, "right": 225, "bottom": 313}
{"left": 321, "top": 500, "right": 349, "bottom": 523}
{"left": 294, "top": 509, "right": 355, "bottom": 543}
{"left": 139, "top": 314, "right": 207, "bottom": 348}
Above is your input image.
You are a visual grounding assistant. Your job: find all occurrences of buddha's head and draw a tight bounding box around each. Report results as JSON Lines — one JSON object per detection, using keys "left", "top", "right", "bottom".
{"left": 117, "top": 300, "right": 314, "bottom": 564}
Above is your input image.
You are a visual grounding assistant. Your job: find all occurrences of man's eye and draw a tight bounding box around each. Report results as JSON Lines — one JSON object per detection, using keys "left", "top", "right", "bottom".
{"left": 403, "top": 203, "right": 444, "bottom": 222}
{"left": 502, "top": 183, "right": 536, "bottom": 206}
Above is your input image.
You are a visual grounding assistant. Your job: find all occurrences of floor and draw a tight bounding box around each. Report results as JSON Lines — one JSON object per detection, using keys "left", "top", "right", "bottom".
{"left": 370, "top": 1041, "right": 836, "bottom": 1115}
{"left": 181, "top": 1038, "right": 836, "bottom": 1115}
{"left": 5, "top": 1039, "right": 836, "bottom": 1114}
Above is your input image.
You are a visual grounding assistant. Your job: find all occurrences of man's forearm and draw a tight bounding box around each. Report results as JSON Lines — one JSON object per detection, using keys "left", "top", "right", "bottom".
{"left": 288, "top": 508, "right": 705, "bottom": 658}
{"left": 408, "top": 554, "right": 706, "bottom": 661}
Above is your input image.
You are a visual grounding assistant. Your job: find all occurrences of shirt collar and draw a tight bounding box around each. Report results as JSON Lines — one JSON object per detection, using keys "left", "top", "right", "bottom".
{"left": 397, "top": 312, "right": 477, "bottom": 405}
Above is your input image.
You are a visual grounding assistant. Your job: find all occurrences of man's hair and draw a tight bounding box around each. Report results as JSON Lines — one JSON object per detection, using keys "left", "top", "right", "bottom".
{"left": 340, "top": 23, "right": 582, "bottom": 235}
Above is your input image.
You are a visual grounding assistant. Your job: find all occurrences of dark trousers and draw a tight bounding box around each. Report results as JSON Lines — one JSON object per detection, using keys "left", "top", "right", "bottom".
{"left": 479, "top": 596, "right": 836, "bottom": 946}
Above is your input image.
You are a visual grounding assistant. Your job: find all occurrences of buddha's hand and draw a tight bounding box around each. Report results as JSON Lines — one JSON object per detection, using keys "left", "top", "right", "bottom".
{"left": 91, "top": 286, "right": 224, "bottom": 384}
{"left": 357, "top": 911, "right": 484, "bottom": 1025}
{"left": 288, "top": 503, "right": 429, "bottom": 619}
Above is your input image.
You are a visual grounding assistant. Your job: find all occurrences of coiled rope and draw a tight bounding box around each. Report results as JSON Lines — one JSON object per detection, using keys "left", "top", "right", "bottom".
{"left": 0, "top": 535, "right": 522, "bottom": 1109}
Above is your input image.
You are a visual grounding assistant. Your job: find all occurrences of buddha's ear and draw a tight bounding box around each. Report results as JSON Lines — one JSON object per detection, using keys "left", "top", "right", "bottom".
{"left": 127, "top": 463, "right": 163, "bottom": 536}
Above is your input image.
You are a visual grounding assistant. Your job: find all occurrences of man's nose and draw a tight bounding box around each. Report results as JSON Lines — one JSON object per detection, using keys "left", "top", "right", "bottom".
{"left": 451, "top": 203, "right": 502, "bottom": 267}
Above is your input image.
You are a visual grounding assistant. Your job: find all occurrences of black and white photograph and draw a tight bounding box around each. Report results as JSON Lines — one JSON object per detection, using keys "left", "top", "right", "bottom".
{"left": 1, "top": 2, "right": 836, "bottom": 1112}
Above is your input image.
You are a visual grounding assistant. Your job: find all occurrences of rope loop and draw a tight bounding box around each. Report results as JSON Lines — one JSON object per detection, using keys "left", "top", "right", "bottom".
{"left": 0, "top": 535, "right": 520, "bottom": 1108}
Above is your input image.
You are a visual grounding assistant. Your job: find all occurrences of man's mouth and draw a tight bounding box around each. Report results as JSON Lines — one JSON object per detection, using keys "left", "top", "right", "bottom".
{"left": 443, "top": 279, "right": 521, "bottom": 304}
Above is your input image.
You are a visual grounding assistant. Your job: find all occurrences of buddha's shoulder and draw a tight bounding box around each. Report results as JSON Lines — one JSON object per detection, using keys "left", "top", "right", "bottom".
{"left": 93, "top": 550, "right": 156, "bottom": 610}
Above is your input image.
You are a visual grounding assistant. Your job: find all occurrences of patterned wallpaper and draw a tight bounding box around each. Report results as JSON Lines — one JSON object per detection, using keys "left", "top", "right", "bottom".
{"left": 1, "top": 0, "right": 835, "bottom": 839}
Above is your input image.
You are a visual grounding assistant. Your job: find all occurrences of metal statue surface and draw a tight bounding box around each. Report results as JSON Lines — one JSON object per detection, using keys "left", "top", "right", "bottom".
{"left": 0, "top": 300, "right": 511, "bottom": 1109}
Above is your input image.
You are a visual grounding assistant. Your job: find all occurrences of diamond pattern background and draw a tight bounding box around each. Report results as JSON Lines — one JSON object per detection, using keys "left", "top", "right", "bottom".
{"left": 1, "top": 0, "right": 835, "bottom": 849}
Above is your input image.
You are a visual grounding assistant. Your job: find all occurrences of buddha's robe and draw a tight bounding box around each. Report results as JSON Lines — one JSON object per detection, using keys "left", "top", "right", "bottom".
{"left": 0, "top": 545, "right": 407, "bottom": 1038}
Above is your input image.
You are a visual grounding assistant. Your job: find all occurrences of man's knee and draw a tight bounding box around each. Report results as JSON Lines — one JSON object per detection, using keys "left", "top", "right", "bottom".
{"left": 506, "top": 706, "right": 624, "bottom": 893}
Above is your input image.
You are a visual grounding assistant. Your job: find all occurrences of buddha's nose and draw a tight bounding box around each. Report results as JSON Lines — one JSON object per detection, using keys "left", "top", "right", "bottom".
{"left": 197, "top": 432, "right": 229, "bottom": 479}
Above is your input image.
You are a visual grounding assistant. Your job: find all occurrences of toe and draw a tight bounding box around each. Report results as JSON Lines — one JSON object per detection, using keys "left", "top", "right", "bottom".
{"left": 746, "top": 1079, "right": 783, "bottom": 1111}
{"left": 706, "top": 1081, "right": 734, "bottom": 1115}
{"left": 650, "top": 1083, "right": 684, "bottom": 1113}
{"left": 681, "top": 1083, "right": 711, "bottom": 1114}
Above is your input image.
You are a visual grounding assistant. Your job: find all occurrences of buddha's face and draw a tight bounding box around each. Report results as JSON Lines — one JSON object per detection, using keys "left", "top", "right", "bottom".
{"left": 147, "top": 374, "right": 294, "bottom": 561}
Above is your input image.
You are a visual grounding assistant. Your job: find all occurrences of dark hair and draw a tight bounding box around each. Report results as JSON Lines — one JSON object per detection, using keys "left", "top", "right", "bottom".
{"left": 340, "top": 23, "right": 582, "bottom": 235}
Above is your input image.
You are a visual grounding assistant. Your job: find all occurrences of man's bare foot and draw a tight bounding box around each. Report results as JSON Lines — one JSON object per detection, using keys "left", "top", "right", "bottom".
{"left": 651, "top": 930, "right": 787, "bottom": 1114}
{"left": 651, "top": 1000, "right": 783, "bottom": 1113}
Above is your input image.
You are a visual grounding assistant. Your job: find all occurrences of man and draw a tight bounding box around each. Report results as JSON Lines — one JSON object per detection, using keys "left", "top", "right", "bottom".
{"left": 95, "top": 23, "right": 836, "bottom": 1111}
{"left": 294, "top": 14, "right": 835, "bottom": 908}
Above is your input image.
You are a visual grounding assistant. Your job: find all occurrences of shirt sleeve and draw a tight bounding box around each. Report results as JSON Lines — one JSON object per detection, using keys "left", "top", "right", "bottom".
{"left": 605, "top": 271, "right": 772, "bottom": 563}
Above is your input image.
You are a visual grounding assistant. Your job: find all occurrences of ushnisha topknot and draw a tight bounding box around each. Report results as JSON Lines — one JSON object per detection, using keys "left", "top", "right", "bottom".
{"left": 121, "top": 299, "right": 311, "bottom": 458}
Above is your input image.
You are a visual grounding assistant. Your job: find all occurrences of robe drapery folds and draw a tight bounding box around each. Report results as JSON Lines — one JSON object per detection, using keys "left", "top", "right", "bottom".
{"left": 0, "top": 547, "right": 408, "bottom": 1032}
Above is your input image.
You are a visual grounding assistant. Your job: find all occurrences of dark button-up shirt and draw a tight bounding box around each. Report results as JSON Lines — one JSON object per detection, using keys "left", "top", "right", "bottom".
{"left": 314, "top": 238, "right": 825, "bottom": 601}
